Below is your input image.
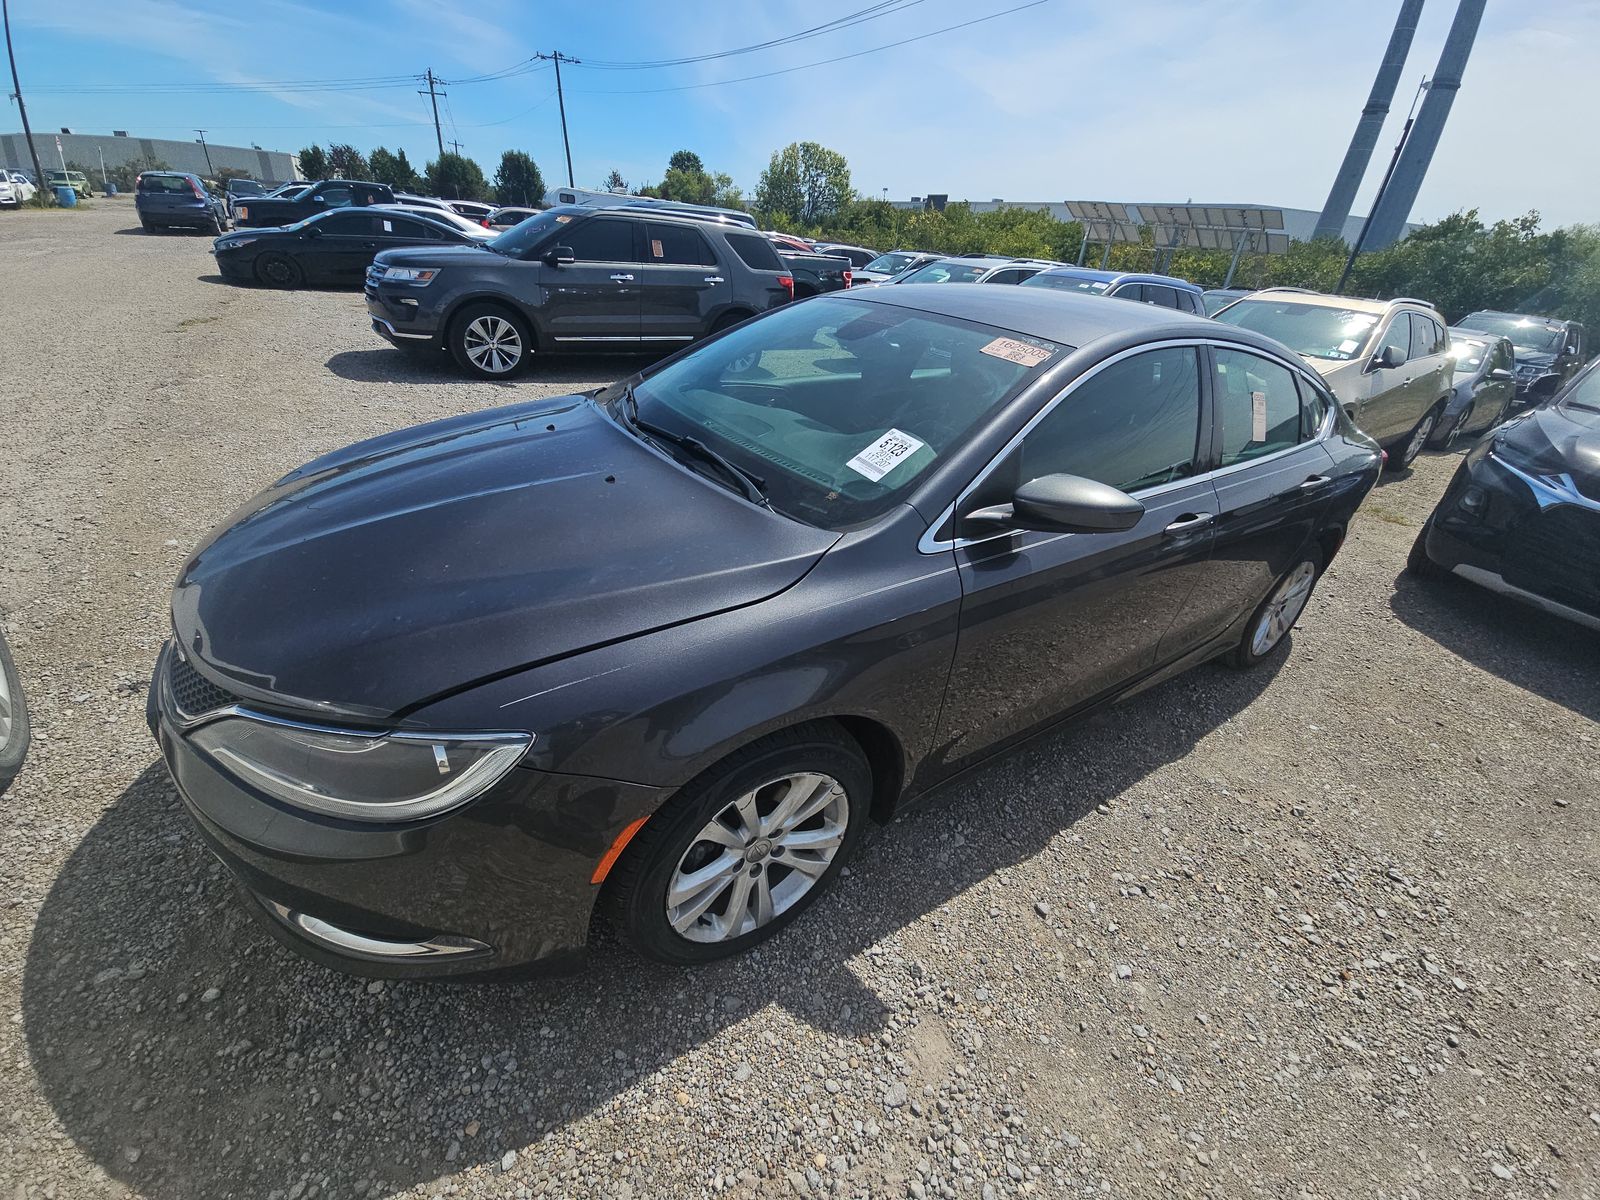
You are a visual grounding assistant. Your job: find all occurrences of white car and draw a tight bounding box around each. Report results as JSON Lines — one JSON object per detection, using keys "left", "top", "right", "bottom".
{"left": 0, "top": 171, "right": 38, "bottom": 208}
{"left": 370, "top": 203, "right": 496, "bottom": 241}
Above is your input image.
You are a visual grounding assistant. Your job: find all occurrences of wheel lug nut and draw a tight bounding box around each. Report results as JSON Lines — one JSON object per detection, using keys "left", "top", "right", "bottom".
{"left": 771, "top": 846, "right": 784, "bottom": 857}
{"left": 749, "top": 865, "right": 761, "bottom": 877}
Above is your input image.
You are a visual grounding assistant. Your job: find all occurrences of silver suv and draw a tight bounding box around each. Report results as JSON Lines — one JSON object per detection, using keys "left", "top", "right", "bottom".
{"left": 1213, "top": 288, "right": 1453, "bottom": 470}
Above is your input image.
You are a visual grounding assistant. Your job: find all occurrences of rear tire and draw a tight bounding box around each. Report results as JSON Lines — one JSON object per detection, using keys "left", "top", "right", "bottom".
{"left": 604, "top": 723, "right": 870, "bottom": 965}
{"left": 254, "top": 253, "right": 303, "bottom": 289}
{"left": 1224, "top": 553, "right": 1321, "bottom": 669}
{"left": 1387, "top": 403, "right": 1443, "bottom": 471}
{"left": 449, "top": 303, "right": 531, "bottom": 379}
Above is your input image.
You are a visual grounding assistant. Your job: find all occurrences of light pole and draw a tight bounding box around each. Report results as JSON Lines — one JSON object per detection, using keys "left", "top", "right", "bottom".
{"left": 195, "top": 129, "right": 214, "bottom": 176}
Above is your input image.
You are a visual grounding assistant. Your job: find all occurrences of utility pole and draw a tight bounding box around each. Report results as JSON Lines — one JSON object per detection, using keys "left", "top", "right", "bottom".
{"left": 420, "top": 69, "right": 445, "bottom": 160}
{"left": 1337, "top": 78, "right": 1426, "bottom": 293}
{"left": 2, "top": 0, "right": 47, "bottom": 205}
{"left": 447, "top": 139, "right": 463, "bottom": 156}
{"left": 195, "top": 128, "right": 214, "bottom": 176}
{"left": 536, "top": 51, "right": 580, "bottom": 187}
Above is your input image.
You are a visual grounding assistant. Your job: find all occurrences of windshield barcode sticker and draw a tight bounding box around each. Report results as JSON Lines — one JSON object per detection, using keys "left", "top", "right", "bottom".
{"left": 847, "top": 429, "right": 926, "bottom": 482}
{"left": 980, "top": 337, "right": 1052, "bottom": 367}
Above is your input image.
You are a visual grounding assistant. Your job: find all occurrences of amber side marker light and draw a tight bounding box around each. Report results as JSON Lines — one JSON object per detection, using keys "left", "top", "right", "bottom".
{"left": 591, "top": 815, "right": 650, "bottom": 884}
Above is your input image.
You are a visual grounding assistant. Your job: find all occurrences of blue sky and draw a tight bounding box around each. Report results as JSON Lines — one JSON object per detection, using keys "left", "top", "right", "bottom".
{"left": 7, "top": 0, "right": 1595, "bottom": 226}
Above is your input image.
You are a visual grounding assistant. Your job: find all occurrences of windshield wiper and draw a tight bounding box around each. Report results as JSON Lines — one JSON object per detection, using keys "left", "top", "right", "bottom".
{"left": 616, "top": 384, "right": 772, "bottom": 509}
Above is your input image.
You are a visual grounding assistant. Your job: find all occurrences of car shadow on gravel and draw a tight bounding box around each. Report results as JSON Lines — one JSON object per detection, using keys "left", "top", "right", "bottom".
{"left": 23, "top": 657, "right": 1283, "bottom": 1199}
{"left": 1390, "top": 569, "right": 1600, "bottom": 721}
{"left": 324, "top": 347, "right": 657, "bottom": 388}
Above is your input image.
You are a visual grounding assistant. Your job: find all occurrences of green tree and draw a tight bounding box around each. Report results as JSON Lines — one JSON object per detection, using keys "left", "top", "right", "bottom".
{"left": 368, "top": 146, "right": 420, "bottom": 192}
{"left": 326, "top": 143, "right": 369, "bottom": 180}
{"left": 425, "top": 152, "right": 489, "bottom": 201}
{"left": 492, "top": 150, "right": 545, "bottom": 207}
{"left": 659, "top": 164, "right": 713, "bottom": 205}
{"left": 604, "top": 169, "right": 628, "bottom": 192}
{"left": 297, "top": 144, "right": 329, "bottom": 180}
{"left": 754, "top": 141, "right": 852, "bottom": 225}
{"left": 668, "top": 149, "right": 704, "bottom": 175}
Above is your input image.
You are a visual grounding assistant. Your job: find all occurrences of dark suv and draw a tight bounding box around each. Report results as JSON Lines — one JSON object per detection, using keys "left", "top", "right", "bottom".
{"left": 1455, "top": 310, "right": 1586, "bottom": 403}
{"left": 367, "top": 206, "right": 796, "bottom": 377}
{"left": 135, "top": 171, "right": 228, "bottom": 234}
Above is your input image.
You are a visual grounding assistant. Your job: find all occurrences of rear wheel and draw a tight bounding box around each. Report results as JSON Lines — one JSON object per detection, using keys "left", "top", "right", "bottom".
{"left": 449, "top": 304, "right": 531, "bottom": 378}
{"left": 1388, "top": 404, "right": 1443, "bottom": 471}
{"left": 605, "top": 724, "right": 870, "bottom": 965}
{"left": 1225, "top": 554, "right": 1321, "bottom": 669}
{"left": 1406, "top": 518, "right": 1446, "bottom": 579}
{"left": 254, "top": 253, "right": 303, "bottom": 289}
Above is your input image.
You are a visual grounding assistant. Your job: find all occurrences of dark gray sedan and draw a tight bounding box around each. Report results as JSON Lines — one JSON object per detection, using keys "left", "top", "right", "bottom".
{"left": 1431, "top": 328, "right": 1516, "bottom": 449}
{"left": 149, "top": 287, "right": 1382, "bottom": 979}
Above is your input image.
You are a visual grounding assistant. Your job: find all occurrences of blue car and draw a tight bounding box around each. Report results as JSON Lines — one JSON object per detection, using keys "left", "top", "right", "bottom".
{"left": 135, "top": 170, "right": 228, "bottom": 235}
{"left": 1023, "top": 267, "right": 1206, "bottom": 316}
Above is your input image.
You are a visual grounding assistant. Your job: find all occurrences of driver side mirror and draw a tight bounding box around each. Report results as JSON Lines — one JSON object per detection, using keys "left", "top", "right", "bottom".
{"left": 1489, "top": 367, "right": 1514, "bottom": 381}
{"left": 966, "top": 473, "right": 1145, "bottom": 535}
{"left": 1371, "top": 344, "right": 1405, "bottom": 371}
{"left": 545, "top": 245, "right": 576, "bottom": 266}
{"left": 303, "top": 225, "right": 321, "bottom": 238}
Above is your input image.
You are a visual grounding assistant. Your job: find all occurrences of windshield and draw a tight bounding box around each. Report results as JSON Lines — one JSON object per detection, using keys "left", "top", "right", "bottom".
{"left": 1448, "top": 337, "right": 1491, "bottom": 374}
{"left": 863, "top": 252, "right": 916, "bottom": 275}
{"left": 899, "top": 261, "right": 985, "bottom": 284}
{"left": 228, "top": 180, "right": 265, "bottom": 195}
{"left": 1458, "top": 314, "right": 1564, "bottom": 354}
{"left": 1022, "top": 273, "right": 1110, "bottom": 294}
{"left": 487, "top": 208, "right": 578, "bottom": 256}
{"left": 1560, "top": 366, "right": 1600, "bottom": 414}
{"left": 1212, "top": 299, "right": 1380, "bottom": 361}
{"left": 612, "top": 296, "right": 1065, "bottom": 528}
{"left": 1203, "top": 290, "right": 1246, "bottom": 315}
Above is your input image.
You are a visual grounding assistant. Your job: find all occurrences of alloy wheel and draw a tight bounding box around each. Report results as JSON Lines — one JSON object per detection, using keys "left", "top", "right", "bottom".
{"left": 1403, "top": 413, "right": 1435, "bottom": 465}
{"left": 0, "top": 660, "right": 12, "bottom": 752}
{"left": 666, "top": 772, "right": 849, "bottom": 944}
{"left": 260, "top": 257, "right": 297, "bottom": 287}
{"left": 463, "top": 316, "right": 523, "bottom": 374}
{"left": 1443, "top": 411, "right": 1469, "bottom": 450}
{"left": 1250, "top": 561, "right": 1316, "bottom": 657}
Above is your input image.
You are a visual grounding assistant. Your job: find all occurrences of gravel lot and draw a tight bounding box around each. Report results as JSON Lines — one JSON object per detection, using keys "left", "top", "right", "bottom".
{"left": 2, "top": 200, "right": 1598, "bottom": 1200}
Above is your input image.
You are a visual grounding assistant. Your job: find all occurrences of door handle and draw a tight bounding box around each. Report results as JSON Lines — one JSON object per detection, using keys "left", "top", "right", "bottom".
{"left": 609, "top": 273, "right": 634, "bottom": 282}
{"left": 1299, "top": 474, "right": 1333, "bottom": 492}
{"left": 1163, "top": 512, "right": 1214, "bottom": 536}
{"left": 704, "top": 275, "right": 725, "bottom": 284}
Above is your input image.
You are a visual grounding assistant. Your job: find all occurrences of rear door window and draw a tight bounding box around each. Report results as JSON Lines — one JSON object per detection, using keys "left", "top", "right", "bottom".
{"left": 646, "top": 222, "right": 717, "bottom": 266}
{"left": 1214, "top": 348, "right": 1307, "bottom": 465}
{"left": 564, "top": 217, "right": 639, "bottom": 263}
{"left": 1143, "top": 286, "right": 1181, "bottom": 309}
{"left": 983, "top": 268, "right": 1029, "bottom": 285}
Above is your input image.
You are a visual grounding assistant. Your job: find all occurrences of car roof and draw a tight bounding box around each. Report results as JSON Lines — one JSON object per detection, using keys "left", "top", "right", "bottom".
{"left": 843, "top": 282, "right": 1276, "bottom": 352}
{"left": 1461, "top": 309, "right": 1578, "bottom": 328}
{"left": 1034, "top": 267, "right": 1201, "bottom": 292}
{"left": 1242, "top": 288, "right": 1438, "bottom": 315}
{"left": 1447, "top": 326, "right": 1507, "bottom": 340}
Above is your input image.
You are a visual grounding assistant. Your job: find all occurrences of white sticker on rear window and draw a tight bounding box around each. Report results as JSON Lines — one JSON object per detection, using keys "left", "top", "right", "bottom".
{"left": 846, "top": 429, "right": 926, "bottom": 482}
{"left": 1252, "top": 390, "right": 1269, "bottom": 441}
{"left": 979, "top": 337, "right": 1052, "bottom": 367}
{"left": 382, "top": 219, "right": 393, "bottom": 232}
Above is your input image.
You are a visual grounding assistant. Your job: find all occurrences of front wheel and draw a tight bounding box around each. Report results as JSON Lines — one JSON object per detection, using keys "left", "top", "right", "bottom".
{"left": 1225, "top": 554, "right": 1321, "bottom": 669}
{"left": 450, "top": 303, "right": 530, "bottom": 378}
{"left": 605, "top": 724, "right": 870, "bottom": 965}
{"left": 0, "top": 632, "right": 31, "bottom": 797}
{"left": 254, "top": 252, "right": 303, "bottom": 288}
{"left": 1429, "top": 406, "right": 1470, "bottom": 450}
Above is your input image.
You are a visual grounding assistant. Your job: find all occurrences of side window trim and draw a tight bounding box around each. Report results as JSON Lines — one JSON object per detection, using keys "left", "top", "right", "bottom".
{"left": 919, "top": 338, "right": 1221, "bottom": 554}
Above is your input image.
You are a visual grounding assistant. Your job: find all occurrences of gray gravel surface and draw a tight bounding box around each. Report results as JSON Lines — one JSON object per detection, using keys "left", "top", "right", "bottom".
{"left": 2, "top": 202, "right": 1598, "bottom": 1200}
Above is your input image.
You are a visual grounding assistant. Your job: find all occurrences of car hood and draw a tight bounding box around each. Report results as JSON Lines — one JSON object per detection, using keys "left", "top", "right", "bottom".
{"left": 1492, "top": 400, "right": 1600, "bottom": 491}
{"left": 373, "top": 244, "right": 498, "bottom": 269}
{"left": 1513, "top": 349, "right": 1556, "bottom": 370}
{"left": 171, "top": 397, "right": 838, "bottom": 718}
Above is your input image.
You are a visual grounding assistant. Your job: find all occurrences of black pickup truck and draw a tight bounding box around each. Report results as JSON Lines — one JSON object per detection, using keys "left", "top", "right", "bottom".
{"left": 233, "top": 179, "right": 396, "bottom": 228}
{"left": 778, "top": 249, "right": 852, "bottom": 298}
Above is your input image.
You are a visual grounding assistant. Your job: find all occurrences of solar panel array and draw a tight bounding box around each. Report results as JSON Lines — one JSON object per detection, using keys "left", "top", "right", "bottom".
{"left": 1065, "top": 202, "right": 1291, "bottom": 255}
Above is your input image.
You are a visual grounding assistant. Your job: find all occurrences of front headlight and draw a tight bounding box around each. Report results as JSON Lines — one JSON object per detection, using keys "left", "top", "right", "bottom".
{"left": 189, "top": 716, "right": 531, "bottom": 822}
{"left": 380, "top": 266, "right": 439, "bottom": 285}
{"left": 217, "top": 236, "right": 258, "bottom": 251}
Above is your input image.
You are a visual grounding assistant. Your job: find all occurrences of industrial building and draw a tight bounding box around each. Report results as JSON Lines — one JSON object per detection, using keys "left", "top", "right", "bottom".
{"left": 0, "top": 130, "right": 298, "bottom": 184}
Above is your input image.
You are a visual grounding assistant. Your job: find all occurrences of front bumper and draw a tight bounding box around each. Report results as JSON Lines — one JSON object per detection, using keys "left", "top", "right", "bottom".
{"left": 1421, "top": 452, "right": 1600, "bottom": 630}
{"left": 149, "top": 644, "right": 666, "bottom": 978}
{"left": 366, "top": 272, "right": 443, "bottom": 347}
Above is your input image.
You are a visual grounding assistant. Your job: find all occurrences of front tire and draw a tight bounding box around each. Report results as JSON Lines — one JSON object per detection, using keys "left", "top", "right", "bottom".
{"left": 1406, "top": 518, "right": 1446, "bottom": 579}
{"left": 1429, "top": 406, "right": 1470, "bottom": 450}
{"left": 0, "top": 632, "right": 31, "bottom": 797}
{"left": 605, "top": 723, "right": 870, "bottom": 965}
{"left": 1225, "top": 554, "right": 1321, "bottom": 669}
{"left": 449, "top": 303, "right": 530, "bottom": 378}
{"left": 254, "top": 252, "right": 303, "bottom": 289}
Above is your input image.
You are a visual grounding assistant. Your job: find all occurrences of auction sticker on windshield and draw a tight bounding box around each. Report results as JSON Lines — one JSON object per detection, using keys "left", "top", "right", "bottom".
{"left": 847, "top": 429, "right": 926, "bottom": 482}
{"left": 980, "top": 337, "right": 1053, "bottom": 367}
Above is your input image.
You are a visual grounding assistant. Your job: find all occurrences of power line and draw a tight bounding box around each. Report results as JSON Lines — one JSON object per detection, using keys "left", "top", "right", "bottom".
{"left": 579, "top": 0, "right": 924, "bottom": 69}
{"left": 573, "top": 0, "right": 1049, "bottom": 95}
